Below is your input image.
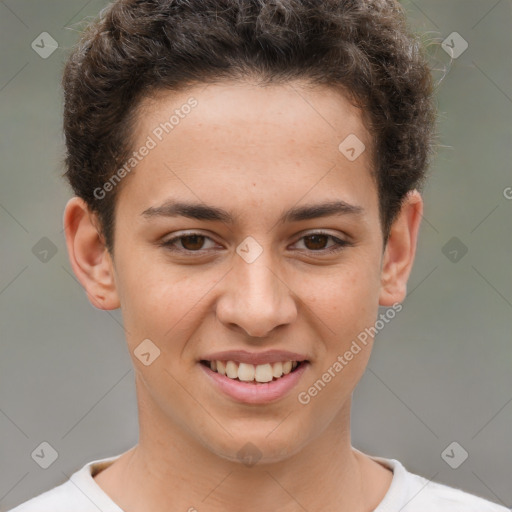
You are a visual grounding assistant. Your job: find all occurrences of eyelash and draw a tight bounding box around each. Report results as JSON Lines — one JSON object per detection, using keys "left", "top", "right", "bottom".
{"left": 159, "top": 231, "right": 351, "bottom": 255}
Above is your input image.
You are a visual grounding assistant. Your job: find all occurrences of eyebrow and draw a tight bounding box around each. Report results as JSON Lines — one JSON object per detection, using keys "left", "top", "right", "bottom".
{"left": 141, "top": 199, "right": 364, "bottom": 225}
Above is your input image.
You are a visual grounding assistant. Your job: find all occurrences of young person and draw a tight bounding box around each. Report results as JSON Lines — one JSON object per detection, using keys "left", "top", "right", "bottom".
{"left": 9, "top": 0, "right": 509, "bottom": 511}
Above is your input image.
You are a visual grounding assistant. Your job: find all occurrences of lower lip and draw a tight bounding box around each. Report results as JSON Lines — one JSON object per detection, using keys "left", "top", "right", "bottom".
{"left": 199, "top": 362, "right": 309, "bottom": 405}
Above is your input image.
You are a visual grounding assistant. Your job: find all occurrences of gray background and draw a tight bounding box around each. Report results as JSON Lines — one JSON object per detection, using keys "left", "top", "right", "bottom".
{"left": 1, "top": 0, "right": 511, "bottom": 510}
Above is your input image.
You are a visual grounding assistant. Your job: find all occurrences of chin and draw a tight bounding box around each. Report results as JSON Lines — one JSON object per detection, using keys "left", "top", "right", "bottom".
{"left": 200, "top": 426, "right": 308, "bottom": 467}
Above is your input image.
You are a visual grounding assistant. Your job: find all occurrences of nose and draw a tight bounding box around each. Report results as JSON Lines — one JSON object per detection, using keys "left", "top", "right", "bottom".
{"left": 215, "top": 249, "right": 298, "bottom": 338}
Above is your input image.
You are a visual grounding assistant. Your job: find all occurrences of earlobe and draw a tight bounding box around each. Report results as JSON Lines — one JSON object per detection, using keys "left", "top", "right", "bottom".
{"left": 63, "top": 197, "right": 120, "bottom": 311}
{"left": 379, "top": 190, "right": 423, "bottom": 307}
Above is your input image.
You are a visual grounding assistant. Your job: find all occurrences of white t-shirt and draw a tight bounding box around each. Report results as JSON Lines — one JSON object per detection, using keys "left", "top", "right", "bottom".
{"left": 7, "top": 452, "right": 510, "bottom": 512}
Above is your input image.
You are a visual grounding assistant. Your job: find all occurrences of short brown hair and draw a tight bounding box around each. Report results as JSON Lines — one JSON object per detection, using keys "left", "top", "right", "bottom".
{"left": 62, "top": 0, "right": 436, "bottom": 254}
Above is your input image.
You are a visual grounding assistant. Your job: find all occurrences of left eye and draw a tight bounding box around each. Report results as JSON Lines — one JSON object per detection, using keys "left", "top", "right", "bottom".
{"left": 294, "top": 233, "right": 348, "bottom": 252}
{"left": 160, "top": 232, "right": 349, "bottom": 254}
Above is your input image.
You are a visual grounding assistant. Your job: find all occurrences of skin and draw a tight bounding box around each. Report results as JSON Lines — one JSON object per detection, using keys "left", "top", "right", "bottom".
{"left": 64, "top": 80, "right": 423, "bottom": 512}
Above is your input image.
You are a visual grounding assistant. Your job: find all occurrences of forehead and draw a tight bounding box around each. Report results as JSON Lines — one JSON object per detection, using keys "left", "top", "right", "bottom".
{"left": 118, "top": 80, "right": 377, "bottom": 220}
{"left": 137, "top": 80, "right": 369, "bottom": 151}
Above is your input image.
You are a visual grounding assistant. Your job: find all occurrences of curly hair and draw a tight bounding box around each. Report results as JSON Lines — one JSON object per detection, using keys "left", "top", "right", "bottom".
{"left": 62, "top": 0, "right": 436, "bottom": 254}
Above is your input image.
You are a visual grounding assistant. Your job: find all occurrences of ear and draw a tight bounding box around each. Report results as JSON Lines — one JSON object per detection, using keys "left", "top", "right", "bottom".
{"left": 63, "top": 197, "right": 120, "bottom": 310}
{"left": 379, "top": 190, "right": 423, "bottom": 306}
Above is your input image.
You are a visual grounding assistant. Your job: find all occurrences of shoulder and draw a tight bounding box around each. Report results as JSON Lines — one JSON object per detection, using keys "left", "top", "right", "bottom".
{"left": 6, "top": 480, "right": 91, "bottom": 512}
{"left": 403, "top": 470, "right": 509, "bottom": 512}
{"left": 372, "top": 455, "right": 510, "bottom": 512}
{"left": 5, "top": 455, "right": 124, "bottom": 512}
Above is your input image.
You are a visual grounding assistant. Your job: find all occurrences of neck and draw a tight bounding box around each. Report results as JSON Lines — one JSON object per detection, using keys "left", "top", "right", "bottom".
{"left": 94, "top": 382, "right": 391, "bottom": 512}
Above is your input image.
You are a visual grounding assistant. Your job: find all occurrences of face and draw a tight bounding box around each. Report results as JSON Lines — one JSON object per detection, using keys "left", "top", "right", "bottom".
{"left": 73, "top": 80, "right": 416, "bottom": 464}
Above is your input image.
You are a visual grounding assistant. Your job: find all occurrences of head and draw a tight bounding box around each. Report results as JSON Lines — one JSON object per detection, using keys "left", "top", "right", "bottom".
{"left": 63, "top": 0, "right": 435, "bottom": 464}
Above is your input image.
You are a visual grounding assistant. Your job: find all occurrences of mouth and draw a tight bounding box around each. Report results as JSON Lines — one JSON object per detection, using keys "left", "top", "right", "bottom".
{"left": 199, "top": 357, "right": 310, "bottom": 404}
{"left": 199, "top": 359, "right": 307, "bottom": 384}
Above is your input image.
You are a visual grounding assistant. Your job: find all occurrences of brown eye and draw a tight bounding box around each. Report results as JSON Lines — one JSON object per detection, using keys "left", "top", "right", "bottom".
{"left": 179, "top": 234, "right": 206, "bottom": 251}
{"left": 293, "top": 232, "right": 349, "bottom": 253}
{"left": 161, "top": 233, "right": 217, "bottom": 253}
{"left": 303, "top": 234, "right": 330, "bottom": 250}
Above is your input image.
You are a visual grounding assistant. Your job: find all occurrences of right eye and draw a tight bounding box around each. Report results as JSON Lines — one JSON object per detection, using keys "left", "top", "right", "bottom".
{"left": 160, "top": 232, "right": 220, "bottom": 254}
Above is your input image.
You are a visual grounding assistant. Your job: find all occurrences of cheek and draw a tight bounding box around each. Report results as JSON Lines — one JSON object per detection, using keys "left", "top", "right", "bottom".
{"left": 297, "top": 267, "right": 380, "bottom": 416}
{"left": 117, "top": 263, "right": 229, "bottom": 367}
{"left": 309, "top": 258, "right": 382, "bottom": 335}
{"left": 114, "top": 253, "right": 201, "bottom": 344}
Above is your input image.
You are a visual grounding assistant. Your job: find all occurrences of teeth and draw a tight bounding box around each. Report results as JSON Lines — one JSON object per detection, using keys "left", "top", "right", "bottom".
{"left": 207, "top": 360, "right": 302, "bottom": 383}
{"left": 238, "top": 362, "right": 255, "bottom": 382}
{"left": 216, "top": 360, "right": 226, "bottom": 376}
{"left": 225, "top": 360, "right": 238, "bottom": 379}
{"left": 254, "top": 363, "right": 273, "bottom": 383}
{"left": 272, "top": 362, "right": 283, "bottom": 378}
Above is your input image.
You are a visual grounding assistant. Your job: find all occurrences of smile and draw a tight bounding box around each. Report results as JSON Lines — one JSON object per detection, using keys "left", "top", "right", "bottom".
{"left": 200, "top": 360, "right": 303, "bottom": 383}
{"left": 199, "top": 359, "right": 309, "bottom": 404}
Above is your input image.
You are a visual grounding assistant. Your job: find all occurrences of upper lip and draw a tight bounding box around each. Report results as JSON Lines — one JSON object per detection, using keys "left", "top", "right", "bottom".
{"left": 200, "top": 350, "right": 309, "bottom": 365}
